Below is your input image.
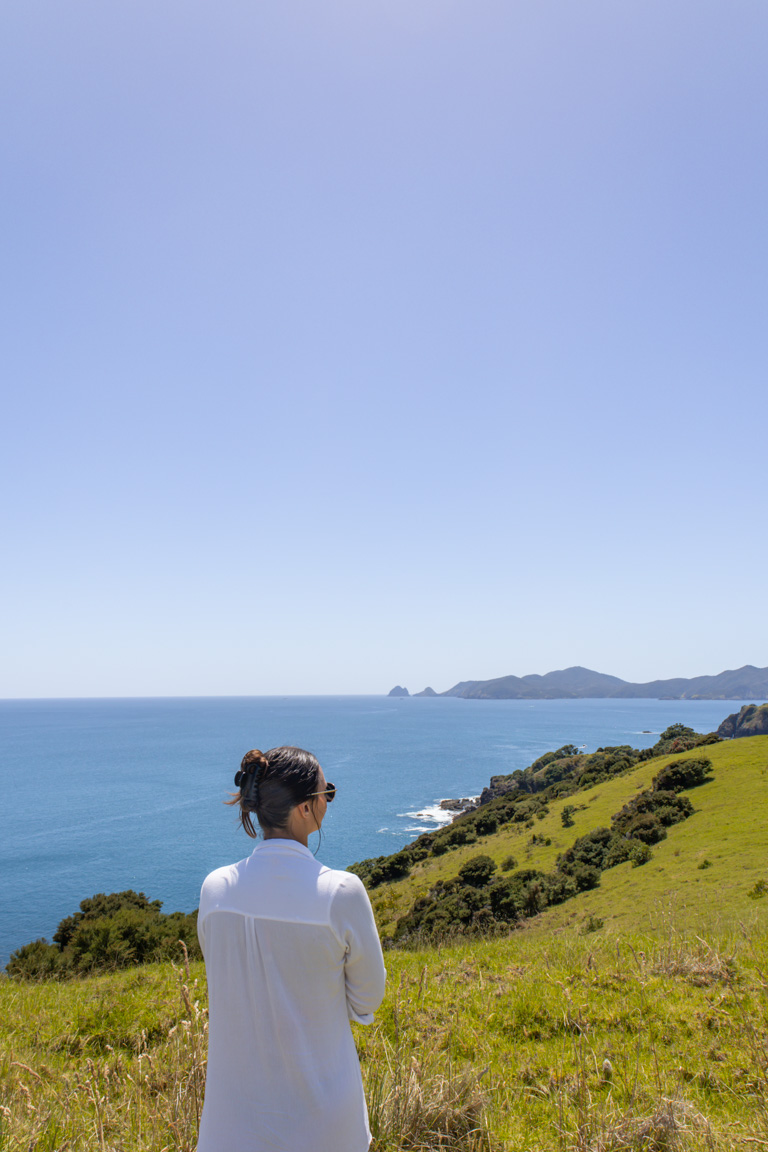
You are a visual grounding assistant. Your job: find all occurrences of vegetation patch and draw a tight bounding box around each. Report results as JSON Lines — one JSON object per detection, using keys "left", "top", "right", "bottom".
{"left": 383, "top": 746, "right": 714, "bottom": 946}
{"left": 6, "top": 891, "right": 201, "bottom": 979}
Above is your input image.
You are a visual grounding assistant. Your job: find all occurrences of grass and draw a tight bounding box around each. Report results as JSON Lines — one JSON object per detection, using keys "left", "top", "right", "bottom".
{"left": 1, "top": 736, "right": 767, "bottom": 1150}
{"left": 1, "top": 913, "right": 767, "bottom": 1150}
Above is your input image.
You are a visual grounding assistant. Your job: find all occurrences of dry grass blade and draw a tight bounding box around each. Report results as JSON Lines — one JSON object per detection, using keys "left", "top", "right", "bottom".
{"left": 367, "top": 1046, "right": 494, "bottom": 1151}
{"left": 648, "top": 935, "right": 735, "bottom": 987}
{"left": 583, "top": 1097, "right": 714, "bottom": 1152}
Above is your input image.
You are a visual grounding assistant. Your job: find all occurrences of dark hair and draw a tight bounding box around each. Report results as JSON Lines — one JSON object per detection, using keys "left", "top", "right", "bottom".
{"left": 226, "top": 746, "right": 322, "bottom": 839}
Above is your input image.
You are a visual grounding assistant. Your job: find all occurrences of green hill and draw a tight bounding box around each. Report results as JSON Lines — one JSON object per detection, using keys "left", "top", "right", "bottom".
{"left": 2, "top": 735, "right": 766, "bottom": 1151}
{"left": 363, "top": 734, "right": 768, "bottom": 940}
{"left": 440, "top": 663, "right": 768, "bottom": 699}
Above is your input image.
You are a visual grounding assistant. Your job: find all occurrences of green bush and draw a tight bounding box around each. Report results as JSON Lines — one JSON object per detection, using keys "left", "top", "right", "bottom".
{"left": 558, "top": 827, "right": 615, "bottom": 874}
{"left": 6, "top": 938, "right": 65, "bottom": 980}
{"left": 629, "top": 842, "right": 653, "bottom": 867}
{"left": 368, "top": 849, "right": 414, "bottom": 887}
{"left": 622, "top": 814, "right": 667, "bottom": 845}
{"left": 346, "top": 855, "right": 385, "bottom": 881}
{"left": 6, "top": 891, "right": 200, "bottom": 980}
{"left": 457, "top": 855, "right": 497, "bottom": 888}
{"left": 433, "top": 824, "right": 478, "bottom": 852}
{"left": 474, "top": 810, "right": 499, "bottom": 835}
{"left": 568, "top": 863, "right": 602, "bottom": 891}
{"left": 652, "top": 757, "right": 713, "bottom": 793}
{"left": 612, "top": 789, "right": 694, "bottom": 842}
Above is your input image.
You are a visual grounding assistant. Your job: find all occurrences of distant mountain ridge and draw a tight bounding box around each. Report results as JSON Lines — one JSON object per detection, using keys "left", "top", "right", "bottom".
{"left": 439, "top": 664, "right": 768, "bottom": 700}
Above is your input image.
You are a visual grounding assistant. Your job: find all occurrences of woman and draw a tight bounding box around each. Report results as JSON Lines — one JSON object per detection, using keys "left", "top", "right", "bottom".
{"left": 196, "top": 746, "right": 386, "bottom": 1152}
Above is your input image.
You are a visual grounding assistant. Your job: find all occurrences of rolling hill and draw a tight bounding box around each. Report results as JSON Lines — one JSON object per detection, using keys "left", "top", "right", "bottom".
{"left": 439, "top": 663, "right": 768, "bottom": 699}
{"left": 360, "top": 733, "right": 768, "bottom": 939}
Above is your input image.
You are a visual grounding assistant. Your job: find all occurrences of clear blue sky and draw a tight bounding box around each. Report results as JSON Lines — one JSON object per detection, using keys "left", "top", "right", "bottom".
{"left": 2, "top": 0, "right": 766, "bottom": 697}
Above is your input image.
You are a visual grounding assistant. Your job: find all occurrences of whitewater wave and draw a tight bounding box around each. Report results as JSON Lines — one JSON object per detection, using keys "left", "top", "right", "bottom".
{"left": 397, "top": 801, "right": 473, "bottom": 828}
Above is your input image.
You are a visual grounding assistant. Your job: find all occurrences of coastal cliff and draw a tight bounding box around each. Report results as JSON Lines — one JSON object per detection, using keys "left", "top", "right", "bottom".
{"left": 718, "top": 702, "right": 768, "bottom": 738}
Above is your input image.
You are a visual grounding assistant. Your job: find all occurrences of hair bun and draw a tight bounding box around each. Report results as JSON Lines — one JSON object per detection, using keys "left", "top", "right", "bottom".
{"left": 241, "top": 749, "right": 269, "bottom": 773}
{"left": 234, "top": 748, "right": 269, "bottom": 789}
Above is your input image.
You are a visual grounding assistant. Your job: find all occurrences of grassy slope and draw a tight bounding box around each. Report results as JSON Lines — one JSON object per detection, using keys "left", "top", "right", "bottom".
{"left": 2, "top": 921, "right": 767, "bottom": 1149}
{"left": 1, "top": 738, "right": 767, "bottom": 1151}
{"left": 369, "top": 736, "right": 768, "bottom": 938}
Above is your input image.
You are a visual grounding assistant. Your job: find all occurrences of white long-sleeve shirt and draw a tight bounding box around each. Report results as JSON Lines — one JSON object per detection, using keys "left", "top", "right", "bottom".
{"left": 196, "top": 838, "right": 386, "bottom": 1152}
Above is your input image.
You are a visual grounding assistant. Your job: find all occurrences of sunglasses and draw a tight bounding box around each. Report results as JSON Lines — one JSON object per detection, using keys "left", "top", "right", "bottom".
{"left": 308, "top": 783, "right": 336, "bottom": 802}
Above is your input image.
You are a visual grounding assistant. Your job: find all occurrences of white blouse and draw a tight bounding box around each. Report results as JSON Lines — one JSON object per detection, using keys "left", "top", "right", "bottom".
{"left": 196, "top": 838, "right": 386, "bottom": 1152}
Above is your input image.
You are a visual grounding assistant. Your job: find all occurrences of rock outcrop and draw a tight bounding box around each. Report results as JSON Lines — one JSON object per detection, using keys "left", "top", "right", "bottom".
{"left": 388, "top": 685, "right": 409, "bottom": 697}
{"left": 717, "top": 703, "right": 768, "bottom": 738}
{"left": 438, "top": 797, "right": 477, "bottom": 814}
{"left": 414, "top": 686, "right": 438, "bottom": 697}
{"left": 477, "top": 774, "right": 519, "bottom": 805}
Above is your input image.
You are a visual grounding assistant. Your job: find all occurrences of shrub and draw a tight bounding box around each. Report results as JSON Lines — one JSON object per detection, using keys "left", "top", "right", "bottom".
{"left": 629, "top": 842, "right": 653, "bottom": 867}
{"left": 489, "top": 870, "right": 549, "bottom": 920}
{"left": 545, "top": 873, "right": 579, "bottom": 904}
{"left": 561, "top": 804, "right": 576, "bottom": 828}
{"left": 368, "top": 849, "right": 414, "bottom": 886}
{"left": 612, "top": 789, "right": 694, "bottom": 843}
{"left": 652, "top": 757, "right": 713, "bottom": 793}
{"left": 6, "top": 938, "right": 65, "bottom": 980}
{"left": 6, "top": 891, "right": 200, "bottom": 980}
{"left": 623, "top": 814, "right": 667, "bottom": 845}
{"left": 438, "top": 824, "right": 478, "bottom": 850}
{"left": 474, "top": 810, "right": 499, "bottom": 836}
{"left": 558, "top": 827, "right": 615, "bottom": 874}
{"left": 603, "top": 835, "right": 633, "bottom": 869}
{"left": 457, "top": 855, "right": 497, "bottom": 888}
{"left": 346, "top": 856, "right": 385, "bottom": 882}
{"left": 500, "top": 855, "right": 518, "bottom": 872}
{"left": 582, "top": 914, "right": 604, "bottom": 934}
{"left": 569, "top": 863, "right": 602, "bottom": 891}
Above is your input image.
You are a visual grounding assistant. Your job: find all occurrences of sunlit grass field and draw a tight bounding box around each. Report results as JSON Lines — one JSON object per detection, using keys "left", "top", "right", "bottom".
{"left": 2, "top": 736, "right": 767, "bottom": 1150}
{"left": 2, "top": 915, "right": 767, "bottom": 1150}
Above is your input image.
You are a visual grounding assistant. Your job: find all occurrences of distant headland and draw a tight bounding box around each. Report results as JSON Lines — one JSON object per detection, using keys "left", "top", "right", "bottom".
{"left": 389, "top": 664, "right": 768, "bottom": 701}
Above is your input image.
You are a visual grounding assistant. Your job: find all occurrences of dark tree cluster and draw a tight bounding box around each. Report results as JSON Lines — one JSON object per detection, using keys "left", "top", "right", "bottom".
{"left": 6, "top": 891, "right": 201, "bottom": 980}
{"left": 637, "top": 725, "right": 720, "bottom": 760}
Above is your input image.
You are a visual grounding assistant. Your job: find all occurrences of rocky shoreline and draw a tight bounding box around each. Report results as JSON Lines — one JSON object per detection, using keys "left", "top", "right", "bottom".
{"left": 437, "top": 795, "right": 479, "bottom": 817}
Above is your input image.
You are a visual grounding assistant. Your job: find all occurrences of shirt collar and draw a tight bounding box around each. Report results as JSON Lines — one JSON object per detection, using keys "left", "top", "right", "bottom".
{"left": 251, "top": 838, "right": 316, "bottom": 861}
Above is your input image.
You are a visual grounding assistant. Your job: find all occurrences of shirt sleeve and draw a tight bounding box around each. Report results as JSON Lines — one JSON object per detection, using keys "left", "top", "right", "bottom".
{"left": 329, "top": 872, "right": 387, "bottom": 1025}
{"left": 197, "top": 880, "right": 208, "bottom": 956}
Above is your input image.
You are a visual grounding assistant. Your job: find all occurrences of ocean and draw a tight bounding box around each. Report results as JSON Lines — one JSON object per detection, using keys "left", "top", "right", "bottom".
{"left": 0, "top": 694, "right": 746, "bottom": 966}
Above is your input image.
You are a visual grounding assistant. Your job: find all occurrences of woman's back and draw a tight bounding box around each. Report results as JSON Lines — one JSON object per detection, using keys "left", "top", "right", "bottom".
{"left": 197, "top": 838, "right": 386, "bottom": 1152}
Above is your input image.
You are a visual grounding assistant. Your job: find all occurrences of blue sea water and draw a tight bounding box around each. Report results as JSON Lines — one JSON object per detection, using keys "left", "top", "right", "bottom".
{"left": 0, "top": 695, "right": 747, "bottom": 966}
